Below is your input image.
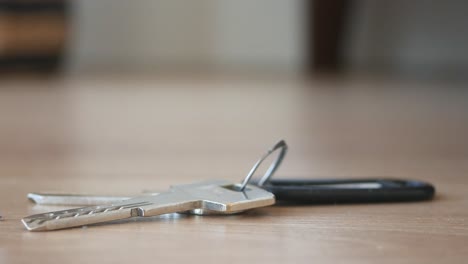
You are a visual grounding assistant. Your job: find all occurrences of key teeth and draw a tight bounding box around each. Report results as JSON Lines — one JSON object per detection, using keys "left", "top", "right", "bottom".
{"left": 21, "top": 218, "right": 45, "bottom": 231}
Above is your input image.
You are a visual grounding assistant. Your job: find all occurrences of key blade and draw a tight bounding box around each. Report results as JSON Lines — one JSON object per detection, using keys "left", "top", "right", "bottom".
{"left": 22, "top": 190, "right": 201, "bottom": 231}
{"left": 21, "top": 197, "right": 153, "bottom": 231}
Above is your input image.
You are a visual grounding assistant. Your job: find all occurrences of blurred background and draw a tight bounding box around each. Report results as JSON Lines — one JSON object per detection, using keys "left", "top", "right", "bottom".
{"left": 1, "top": 0, "right": 467, "bottom": 77}
{"left": 0, "top": 0, "right": 467, "bottom": 191}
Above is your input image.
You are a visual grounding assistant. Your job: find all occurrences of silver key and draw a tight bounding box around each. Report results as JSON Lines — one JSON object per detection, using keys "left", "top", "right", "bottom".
{"left": 22, "top": 140, "right": 287, "bottom": 231}
{"left": 22, "top": 180, "right": 275, "bottom": 231}
{"left": 27, "top": 140, "right": 287, "bottom": 208}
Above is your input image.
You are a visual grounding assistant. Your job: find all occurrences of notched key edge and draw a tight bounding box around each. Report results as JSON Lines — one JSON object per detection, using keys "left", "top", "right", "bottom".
{"left": 21, "top": 201, "right": 153, "bottom": 231}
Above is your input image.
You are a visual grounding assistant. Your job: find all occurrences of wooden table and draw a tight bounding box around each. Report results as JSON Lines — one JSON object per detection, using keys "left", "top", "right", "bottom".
{"left": 0, "top": 74, "right": 467, "bottom": 263}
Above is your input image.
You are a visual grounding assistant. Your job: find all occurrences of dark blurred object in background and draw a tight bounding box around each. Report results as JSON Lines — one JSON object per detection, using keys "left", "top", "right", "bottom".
{"left": 309, "top": 0, "right": 349, "bottom": 73}
{"left": 309, "top": 0, "right": 468, "bottom": 79}
{"left": 0, "top": 0, "right": 68, "bottom": 73}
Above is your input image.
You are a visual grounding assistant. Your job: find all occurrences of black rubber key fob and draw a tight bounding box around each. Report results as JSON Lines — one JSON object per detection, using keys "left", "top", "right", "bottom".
{"left": 260, "top": 178, "right": 435, "bottom": 204}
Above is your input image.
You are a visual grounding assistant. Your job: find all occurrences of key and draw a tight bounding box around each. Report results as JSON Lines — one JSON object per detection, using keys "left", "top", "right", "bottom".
{"left": 22, "top": 140, "right": 287, "bottom": 231}
{"left": 22, "top": 180, "right": 275, "bottom": 231}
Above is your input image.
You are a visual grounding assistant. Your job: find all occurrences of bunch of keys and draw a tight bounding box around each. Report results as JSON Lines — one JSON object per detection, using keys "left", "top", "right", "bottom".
{"left": 22, "top": 141, "right": 287, "bottom": 231}
{"left": 22, "top": 140, "right": 435, "bottom": 231}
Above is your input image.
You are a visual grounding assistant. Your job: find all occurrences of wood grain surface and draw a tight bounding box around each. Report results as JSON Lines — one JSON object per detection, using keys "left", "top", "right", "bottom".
{"left": 0, "top": 74, "right": 467, "bottom": 263}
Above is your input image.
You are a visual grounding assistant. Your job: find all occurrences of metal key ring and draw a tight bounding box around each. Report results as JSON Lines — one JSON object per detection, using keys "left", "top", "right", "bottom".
{"left": 237, "top": 140, "right": 288, "bottom": 191}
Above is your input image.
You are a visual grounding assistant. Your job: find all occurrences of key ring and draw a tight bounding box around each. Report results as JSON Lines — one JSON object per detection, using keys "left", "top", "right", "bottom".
{"left": 237, "top": 140, "right": 288, "bottom": 191}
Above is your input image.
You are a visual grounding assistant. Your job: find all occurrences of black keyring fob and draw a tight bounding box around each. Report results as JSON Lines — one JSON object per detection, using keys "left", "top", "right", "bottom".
{"left": 260, "top": 178, "right": 435, "bottom": 204}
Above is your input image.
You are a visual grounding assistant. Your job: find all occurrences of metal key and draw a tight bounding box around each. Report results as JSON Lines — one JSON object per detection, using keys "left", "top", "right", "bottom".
{"left": 26, "top": 140, "right": 287, "bottom": 207}
{"left": 22, "top": 180, "right": 275, "bottom": 231}
{"left": 22, "top": 140, "right": 287, "bottom": 231}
